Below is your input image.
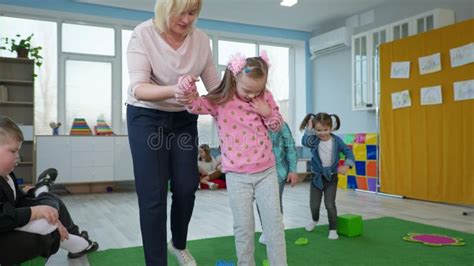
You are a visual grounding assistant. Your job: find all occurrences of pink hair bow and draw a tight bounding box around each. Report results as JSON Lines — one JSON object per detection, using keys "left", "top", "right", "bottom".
{"left": 259, "top": 50, "right": 271, "bottom": 68}
{"left": 227, "top": 53, "right": 247, "bottom": 75}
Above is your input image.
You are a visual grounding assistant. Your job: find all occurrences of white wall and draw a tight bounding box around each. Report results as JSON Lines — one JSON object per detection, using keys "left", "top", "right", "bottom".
{"left": 311, "top": 0, "right": 473, "bottom": 134}
{"left": 312, "top": 48, "right": 377, "bottom": 134}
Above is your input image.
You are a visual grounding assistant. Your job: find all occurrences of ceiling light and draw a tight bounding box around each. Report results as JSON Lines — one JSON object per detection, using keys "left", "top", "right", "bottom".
{"left": 280, "top": 0, "right": 297, "bottom": 7}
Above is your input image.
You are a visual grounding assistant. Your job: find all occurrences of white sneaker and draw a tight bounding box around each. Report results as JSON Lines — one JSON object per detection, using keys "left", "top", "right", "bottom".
{"left": 208, "top": 182, "right": 218, "bottom": 190}
{"left": 167, "top": 240, "right": 197, "bottom": 266}
{"left": 328, "top": 230, "right": 339, "bottom": 240}
{"left": 305, "top": 221, "right": 318, "bottom": 232}
{"left": 258, "top": 233, "right": 267, "bottom": 245}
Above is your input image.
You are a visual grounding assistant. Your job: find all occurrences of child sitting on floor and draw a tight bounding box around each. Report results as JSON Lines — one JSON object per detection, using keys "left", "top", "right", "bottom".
{"left": 0, "top": 116, "right": 98, "bottom": 265}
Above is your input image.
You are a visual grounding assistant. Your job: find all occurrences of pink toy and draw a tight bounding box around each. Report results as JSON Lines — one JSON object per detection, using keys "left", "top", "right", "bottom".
{"left": 403, "top": 233, "right": 465, "bottom": 246}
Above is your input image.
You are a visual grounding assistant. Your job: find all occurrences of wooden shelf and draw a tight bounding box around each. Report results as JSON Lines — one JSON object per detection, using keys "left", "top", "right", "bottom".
{"left": 0, "top": 101, "right": 34, "bottom": 106}
{"left": 0, "top": 79, "right": 34, "bottom": 85}
{"left": 0, "top": 57, "right": 34, "bottom": 64}
{"left": 0, "top": 56, "right": 35, "bottom": 184}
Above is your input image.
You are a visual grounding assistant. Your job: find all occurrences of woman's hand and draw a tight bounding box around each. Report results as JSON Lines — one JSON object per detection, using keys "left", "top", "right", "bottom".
{"left": 250, "top": 97, "right": 272, "bottom": 118}
{"left": 175, "top": 86, "right": 198, "bottom": 105}
{"left": 337, "top": 165, "right": 350, "bottom": 175}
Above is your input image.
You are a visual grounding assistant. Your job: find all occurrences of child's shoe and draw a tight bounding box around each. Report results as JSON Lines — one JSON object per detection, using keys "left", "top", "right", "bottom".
{"left": 328, "top": 230, "right": 339, "bottom": 240}
{"left": 27, "top": 168, "right": 58, "bottom": 197}
{"left": 67, "top": 234, "right": 99, "bottom": 259}
{"left": 305, "top": 221, "right": 318, "bottom": 232}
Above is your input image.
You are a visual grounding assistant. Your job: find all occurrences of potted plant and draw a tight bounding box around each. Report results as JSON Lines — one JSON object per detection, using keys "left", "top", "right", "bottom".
{"left": 0, "top": 33, "right": 43, "bottom": 68}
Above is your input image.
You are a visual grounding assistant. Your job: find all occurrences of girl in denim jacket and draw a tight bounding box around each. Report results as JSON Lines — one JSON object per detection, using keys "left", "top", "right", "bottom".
{"left": 300, "top": 113, "right": 355, "bottom": 240}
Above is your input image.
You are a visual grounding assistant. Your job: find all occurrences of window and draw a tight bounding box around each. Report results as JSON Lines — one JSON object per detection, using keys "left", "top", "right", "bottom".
{"left": 65, "top": 60, "right": 112, "bottom": 133}
{"left": 217, "top": 40, "right": 256, "bottom": 65}
{"left": 259, "top": 44, "right": 290, "bottom": 122}
{"left": 62, "top": 23, "right": 115, "bottom": 56}
{"left": 1, "top": 13, "right": 296, "bottom": 139}
{"left": 121, "top": 29, "right": 133, "bottom": 132}
{"left": 0, "top": 16, "right": 57, "bottom": 135}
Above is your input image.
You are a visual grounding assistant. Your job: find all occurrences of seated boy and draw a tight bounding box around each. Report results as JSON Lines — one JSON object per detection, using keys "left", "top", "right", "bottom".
{"left": 0, "top": 116, "right": 98, "bottom": 265}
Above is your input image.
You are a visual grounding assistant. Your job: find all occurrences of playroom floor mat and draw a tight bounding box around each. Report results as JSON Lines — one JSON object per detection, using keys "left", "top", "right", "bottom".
{"left": 88, "top": 217, "right": 474, "bottom": 265}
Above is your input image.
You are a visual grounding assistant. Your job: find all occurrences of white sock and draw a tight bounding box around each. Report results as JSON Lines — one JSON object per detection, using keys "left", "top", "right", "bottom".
{"left": 35, "top": 185, "right": 49, "bottom": 197}
{"left": 328, "top": 230, "right": 339, "bottom": 240}
{"left": 305, "top": 221, "right": 318, "bottom": 232}
{"left": 15, "top": 219, "right": 57, "bottom": 235}
{"left": 60, "top": 234, "right": 90, "bottom": 253}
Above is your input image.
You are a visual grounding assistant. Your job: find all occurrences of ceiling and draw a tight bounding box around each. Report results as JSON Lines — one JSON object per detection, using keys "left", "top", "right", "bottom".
{"left": 76, "top": 0, "right": 395, "bottom": 32}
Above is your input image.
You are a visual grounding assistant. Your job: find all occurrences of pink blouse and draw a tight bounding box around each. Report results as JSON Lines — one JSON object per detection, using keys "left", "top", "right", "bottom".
{"left": 126, "top": 19, "right": 220, "bottom": 111}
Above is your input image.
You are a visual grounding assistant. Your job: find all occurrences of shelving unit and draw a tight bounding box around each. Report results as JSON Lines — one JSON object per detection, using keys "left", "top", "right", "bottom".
{"left": 0, "top": 56, "right": 35, "bottom": 185}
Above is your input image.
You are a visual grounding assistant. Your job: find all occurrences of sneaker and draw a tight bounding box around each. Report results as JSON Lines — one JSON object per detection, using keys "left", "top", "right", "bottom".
{"left": 167, "top": 240, "right": 197, "bottom": 266}
{"left": 67, "top": 237, "right": 99, "bottom": 259}
{"left": 328, "top": 230, "right": 339, "bottom": 240}
{"left": 305, "top": 221, "right": 318, "bottom": 232}
{"left": 28, "top": 168, "right": 58, "bottom": 197}
{"left": 208, "top": 182, "right": 218, "bottom": 190}
{"left": 258, "top": 233, "right": 267, "bottom": 245}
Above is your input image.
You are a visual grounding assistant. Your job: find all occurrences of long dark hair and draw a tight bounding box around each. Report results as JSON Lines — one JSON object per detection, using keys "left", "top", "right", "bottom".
{"left": 204, "top": 57, "right": 269, "bottom": 105}
{"left": 299, "top": 112, "right": 341, "bottom": 131}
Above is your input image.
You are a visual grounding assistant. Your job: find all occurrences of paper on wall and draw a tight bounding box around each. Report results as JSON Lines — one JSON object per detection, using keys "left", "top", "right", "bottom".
{"left": 453, "top": 79, "right": 474, "bottom": 101}
{"left": 391, "top": 90, "right": 412, "bottom": 109}
{"left": 450, "top": 43, "right": 474, "bottom": 68}
{"left": 390, "top": 61, "right": 411, "bottom": 79}
{"left": 420, "top": 85, "right": 442, "bottom": 105}
{"left": 418, "top": 53, "right": 441, "bottom": 75}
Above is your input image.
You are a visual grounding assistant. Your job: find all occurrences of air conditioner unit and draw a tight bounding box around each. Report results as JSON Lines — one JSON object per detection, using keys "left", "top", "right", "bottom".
{"left": 310, "top": 26, "right": 352, "bottom": 59}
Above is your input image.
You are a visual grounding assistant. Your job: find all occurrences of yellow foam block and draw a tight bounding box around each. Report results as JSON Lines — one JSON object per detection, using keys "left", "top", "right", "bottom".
{"left": 352, "top": 143, "right": 367, "bottom": 161}
{"left": 365, "top": 133, "right": 377, "bottom": 144}
{"left": 347, "top": 166, "right": 356, "bottom": 176}
{"left": 338, "top": 174, "right": 347, "bottom": 189}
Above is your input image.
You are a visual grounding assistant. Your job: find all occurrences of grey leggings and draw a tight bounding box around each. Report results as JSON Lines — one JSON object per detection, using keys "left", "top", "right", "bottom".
{"left": 310, "top": 175, "right": 338, "bottom": 230}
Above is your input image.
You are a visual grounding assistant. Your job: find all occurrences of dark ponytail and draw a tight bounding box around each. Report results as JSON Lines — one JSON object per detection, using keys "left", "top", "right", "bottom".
{"left": 299, "top": 112, "right": 341, "bottom": 131}
{"left": 330, "top": 114, "right": 341, "bottom": 131}
{"left": 299, "top": 113, "right": 315, "bottom": 131}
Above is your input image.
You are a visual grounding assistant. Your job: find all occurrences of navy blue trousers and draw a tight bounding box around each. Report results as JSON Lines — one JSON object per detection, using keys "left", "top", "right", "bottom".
{"left": 127, "top": 105, "right": 199, "bottom": 266}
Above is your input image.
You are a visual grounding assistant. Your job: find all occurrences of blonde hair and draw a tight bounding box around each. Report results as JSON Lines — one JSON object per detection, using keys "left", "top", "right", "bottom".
{"left": 205, "top": 57, "right": 269, "bottom": 105}
{"left": 153, "top": 0, "right": 202, "bottom": 33}
{"left": 0, "top": 116, "right": 24, "bottom": 145}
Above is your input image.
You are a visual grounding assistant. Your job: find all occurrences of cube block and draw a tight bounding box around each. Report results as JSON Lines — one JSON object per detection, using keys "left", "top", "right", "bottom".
{"left": 337, "top": 214, "right": 362, "bottom": 237}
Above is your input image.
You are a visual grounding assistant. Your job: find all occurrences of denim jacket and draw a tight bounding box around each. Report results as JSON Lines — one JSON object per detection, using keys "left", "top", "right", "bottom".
{"left": 302, "top": 130, "right": 355, "bottom": 189}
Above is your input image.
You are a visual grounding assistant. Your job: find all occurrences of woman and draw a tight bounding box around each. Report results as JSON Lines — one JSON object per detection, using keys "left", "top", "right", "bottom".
{"left": 126, "top": 0, "right": 220, "bottom": 265}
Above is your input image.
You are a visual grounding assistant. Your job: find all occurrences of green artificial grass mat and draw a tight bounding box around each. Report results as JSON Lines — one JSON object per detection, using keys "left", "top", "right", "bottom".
{"left": 88, "top": 217, "right": 474, "bottom": 265}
